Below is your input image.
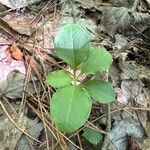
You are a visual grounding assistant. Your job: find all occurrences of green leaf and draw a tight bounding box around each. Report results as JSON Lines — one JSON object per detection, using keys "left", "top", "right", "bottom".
{"left": 45, "top": 70, "right": 73, "bottom": 88}
{"left": 54, "top": 23, "right": 90, "bottom": 69}
{"left": 81, "top": 47, "right": 112, "bottom": 74}
{"left": 83, "top": 127, "right": 103, "bottom": 145}
{"left": 50, "top": 85, "right": 91, "bottom": 132}
{"left": 82, "top": 80, "right": 116, "bottom": 103}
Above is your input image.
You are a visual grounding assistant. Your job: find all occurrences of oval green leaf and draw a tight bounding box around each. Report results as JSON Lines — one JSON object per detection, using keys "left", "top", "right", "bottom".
{"left": 83, "top": 127, "right": 103, "bottom": 145}
{"left": 45, "top": 70, "right": 73, "bottom": 88}
{"left": 81, "top": 47, "right": 112, "bottom": 74}
{"left": 50, "top": 85, "right": 91, "bottom": 132}
{"left": 82, "top": 80, "right": 116, "bottom": 103}
{"left": 54, "top": 24, "right": 90, "bottom": 69}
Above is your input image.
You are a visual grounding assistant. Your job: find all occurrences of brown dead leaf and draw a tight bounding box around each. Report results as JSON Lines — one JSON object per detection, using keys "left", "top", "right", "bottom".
{"left": 9, "top": 43, "right": 23, "bottom": 60}
{"left": 0, "top": 45, "right": 25, "bottom": 80}
{"left": 15, "top": 117, "right": 44, "bottom": 150}
{"left": 0, "top": 0, "right": 41, "bottom": 9}
{"left": 2, "top": 14, "right": 32, "bottom": 36}
{"left": 101, "top": 6, "right": 150, "bottom": 36}
{"left": 108, "top": 118, "right": 147, "bottom": 150}
{"left": 0, "top": 112, "right": 28, "bottom": 150}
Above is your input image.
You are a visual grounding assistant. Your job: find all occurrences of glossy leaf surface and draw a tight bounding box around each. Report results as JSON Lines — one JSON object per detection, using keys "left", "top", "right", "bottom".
{"left": 54, "top": 24, "right": 90, "bottom": 69}
{"left": 50, "top": 85, "right": 91, "bottom": 132}
{"left": 83, "top": 80, "right": 116, "bottom": 103}
{"left": 45, "top": 70, "right": 72, "bottom": 88}
{"left": 81, "top": 47, "right": 112, "bottom": 74}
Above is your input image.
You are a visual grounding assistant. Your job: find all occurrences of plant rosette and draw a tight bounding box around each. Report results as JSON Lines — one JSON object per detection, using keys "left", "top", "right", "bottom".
{"left": 46, "top": 23, "right": 116, "bottom": 133}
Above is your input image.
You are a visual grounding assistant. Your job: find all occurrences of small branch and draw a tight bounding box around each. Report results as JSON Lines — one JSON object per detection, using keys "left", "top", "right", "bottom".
{"left": 69, "top": 0, "right": 77, "bottom": 23}
{"left": 101, "top": 104, "right": 111, "bottom": 150}
{"left": 0, "top": 100, "right": 41, "bottom": 143}
{"left": 131, "top": 0, "right": 139, "bottom": 11}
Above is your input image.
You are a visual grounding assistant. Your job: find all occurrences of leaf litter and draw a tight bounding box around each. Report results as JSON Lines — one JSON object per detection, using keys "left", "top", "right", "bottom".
{"left": 0, "top": 0, "right": 150, "bottom": 149}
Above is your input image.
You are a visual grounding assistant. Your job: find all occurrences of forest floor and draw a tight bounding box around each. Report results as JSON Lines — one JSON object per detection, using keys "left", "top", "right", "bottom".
{"left": 0, "top": 0, "right": 150, "bottom": 150}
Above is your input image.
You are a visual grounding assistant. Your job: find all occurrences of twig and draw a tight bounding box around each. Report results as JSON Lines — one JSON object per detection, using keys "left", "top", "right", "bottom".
{"left": 77, "top": 132, "right": 83, "bottom": 150}
{"left": 19, "top": 55, "right": 33, "bottom": 114}
{"left": 101, "top": 104, "right": 111, "bottom": 150}
{"left": 0, "top": 100, "right": 41, "bottom": 143}
{"left": 27, "top": 102, "right": 83, "bottom": 150}
{"left": 131, "top": 0, "right": 139, "bottom": 11}
{"left": 69, "top": 0, "right": 76, "bottom": 23}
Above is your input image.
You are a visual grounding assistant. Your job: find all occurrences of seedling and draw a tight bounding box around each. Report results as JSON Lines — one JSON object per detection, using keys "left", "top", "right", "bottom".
{"left": 46, "top": 24, "right": 116, "bottom": 133}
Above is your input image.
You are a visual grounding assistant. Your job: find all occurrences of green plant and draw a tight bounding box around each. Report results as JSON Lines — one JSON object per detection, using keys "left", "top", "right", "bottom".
{"left": 46, "top": 23, "right": 116, "bottom": 133}
{"left": 82, "top": 127, "right": 103, "bottom": 145}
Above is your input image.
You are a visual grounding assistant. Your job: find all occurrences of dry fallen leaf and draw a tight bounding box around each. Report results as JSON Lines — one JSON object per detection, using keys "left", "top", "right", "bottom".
{"left": 0, "top": 113, "right": 28, "bottom": 150}
{"left": 2, "top": 14, "right": 32, "bottom": 36}
{"left": 15, "top": 117, "right": 44, "bottom": 150}
{"left": 0, "top": 45, "right": 35, "bottom": 99}
{"left": 0, "top": 0, "right": 41, "bottom": 9}
{"left": 101, "top": 6, "right": 150, "bottom": 36}
{"left": 9, "top": 43, "right": 23, "bottom": 60}
{"left": 0, "top": 46, "right": 25, "bottom": 82}
{"left": 108, "top": 118, "right": 147, "bottom": 150}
